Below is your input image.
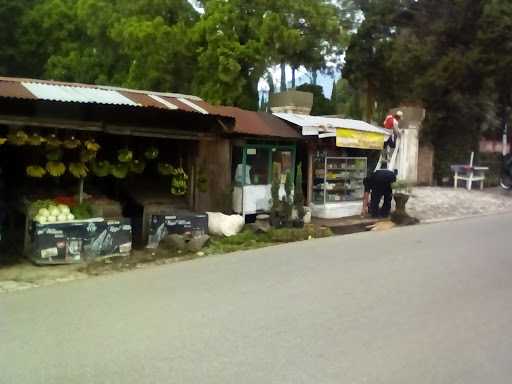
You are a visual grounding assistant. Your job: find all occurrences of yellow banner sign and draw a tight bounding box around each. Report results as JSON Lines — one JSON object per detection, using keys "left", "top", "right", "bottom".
{"left": 336, "top": 128, "right": 385, "bottom": 150}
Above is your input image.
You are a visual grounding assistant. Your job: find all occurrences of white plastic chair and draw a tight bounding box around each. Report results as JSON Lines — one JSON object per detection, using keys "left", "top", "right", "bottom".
{"left": 451, "top": 152, "right": 489, "bottom": 191}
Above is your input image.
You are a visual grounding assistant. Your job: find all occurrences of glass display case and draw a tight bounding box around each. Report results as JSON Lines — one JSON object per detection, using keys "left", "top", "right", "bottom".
{"left": 313, "top": 156, "right": 367, "bottom": 204}
{"left": 232, "top": 144, "right": 296, "bottom": 216}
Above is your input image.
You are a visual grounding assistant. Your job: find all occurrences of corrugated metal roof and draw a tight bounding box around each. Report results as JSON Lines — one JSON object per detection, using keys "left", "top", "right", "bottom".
{"left": 23, "top": 82, "right": 139, "bottom": 106}
{"left": 212, "top": 106, "right": 301, "bottom": 139}
{"left": 273, "top": 112, "right": 390, "bottom": 136}
{"left": 0, "top": 76, "right": 228, "bottom": 117}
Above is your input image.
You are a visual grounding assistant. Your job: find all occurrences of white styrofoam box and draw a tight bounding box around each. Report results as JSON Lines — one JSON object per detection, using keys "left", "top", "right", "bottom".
{"left": 233, "top": 185, "right": 288, "bottom": 215}
{"left": 310, "top": 202, "right": 361, "bottom": 219}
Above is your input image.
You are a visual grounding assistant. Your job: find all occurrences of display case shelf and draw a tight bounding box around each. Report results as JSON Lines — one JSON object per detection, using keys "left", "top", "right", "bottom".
{"left": 313, "top": 156, "right": 367, "bottom": 205}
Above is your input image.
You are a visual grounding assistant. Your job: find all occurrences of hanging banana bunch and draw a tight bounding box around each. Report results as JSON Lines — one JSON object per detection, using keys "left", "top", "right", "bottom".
{"left": 7, "top": 130, "right": 28, "bottom": 146}
{"left": 90, "top": 160, "right": 111, "bottom": 177}
{"left": 111, "top": 163, "right": 129, "bottom": 179}
{"left": 80, "top": 149, "right": 97, "bottom": 163}
{"left": 118, "top": 148, "right": 133, "bottom": 163}
{"left": 26, "top": 165, "right": 47, "bottom": 178}
{"left": 46, "top": 134, "right": 62, "bottom": 148}
{"left": 26, "top": 133, "right": 46, "bottom": 146}
{"left": 63, "top": 136, "right": 81, "bottom": 149}
{"left": 84, "top": 139, "right": 100, "bottom": 152}
{"left": 171, "top": 167, "right": 188, "bottom": 196}
{"left": 46, "top": 161, "right": 66, "bottom": 177}
{"left": 69, "top": 162, "right": 89, "bottom": 178}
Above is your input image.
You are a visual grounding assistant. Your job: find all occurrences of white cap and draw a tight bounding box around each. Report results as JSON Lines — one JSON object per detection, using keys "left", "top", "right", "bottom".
{"left": 395, "top": 110, "right": 403, "bottom": 117}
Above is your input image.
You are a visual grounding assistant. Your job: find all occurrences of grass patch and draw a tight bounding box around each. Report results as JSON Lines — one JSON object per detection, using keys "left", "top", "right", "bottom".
{"left": 268, "top": 225, "right": 333, "bottom": 243}
{"left": 204, "top": 224, "right": 333, "bottom": 255}
{"left": 79, "top": 224, "right": 333, "bottom": 276}
{"left": 205, "top": 229, "right": 274, "bottom": 255}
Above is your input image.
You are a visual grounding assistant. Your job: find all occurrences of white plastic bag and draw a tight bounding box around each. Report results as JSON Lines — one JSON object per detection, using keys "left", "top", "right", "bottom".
{"left": 206, "top": 212, "right": 245, "bottom": 237}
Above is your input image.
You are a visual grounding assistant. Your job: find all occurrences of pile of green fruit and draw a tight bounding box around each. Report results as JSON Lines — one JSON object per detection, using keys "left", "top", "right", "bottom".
{"left": 171, "top": 167, "right": 188, "bottom": 196}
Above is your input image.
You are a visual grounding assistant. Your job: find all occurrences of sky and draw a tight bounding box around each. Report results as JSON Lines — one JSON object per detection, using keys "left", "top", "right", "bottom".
{"left": 258, "top": 65, "right": 341, "bottom": 99}
{"left": 188, "top": 0, "right": 203, "bottom": 12}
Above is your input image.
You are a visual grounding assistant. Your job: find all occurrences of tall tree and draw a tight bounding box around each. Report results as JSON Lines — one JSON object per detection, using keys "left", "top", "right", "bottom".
{"left": 192, "top": 0, "right": 347, "bottom": 109}
{"left": 19, "top": 0, "right": 198, "bottom": 92}
{"left": 0, "top": 0, "right": 39, "bottom": 77}
{"left": 261, "top": 0, "right": 345, "bottom": 90}
{"left": 477, "top": 0, "right": 512, "bottom": 135}
{"left": 344, "top": 0, "right": 489, "bottom": 182}
{"left": 343, "top": 0, "right": 405, "bottom": 122}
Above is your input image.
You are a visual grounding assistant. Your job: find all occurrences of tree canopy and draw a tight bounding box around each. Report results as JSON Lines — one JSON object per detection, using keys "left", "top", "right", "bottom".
{"left": 343, "top": 0, "right": 511, "bottom": 182}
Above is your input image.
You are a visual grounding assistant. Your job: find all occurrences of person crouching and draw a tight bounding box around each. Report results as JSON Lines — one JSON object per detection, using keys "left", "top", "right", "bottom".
{"left": 369, "top": 162, "right": 396, "bottom": 218}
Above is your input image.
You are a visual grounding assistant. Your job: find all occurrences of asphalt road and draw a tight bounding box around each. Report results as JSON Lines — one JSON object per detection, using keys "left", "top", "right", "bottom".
{"left": 2, "top": 213, "right": 512, "bottom": 384}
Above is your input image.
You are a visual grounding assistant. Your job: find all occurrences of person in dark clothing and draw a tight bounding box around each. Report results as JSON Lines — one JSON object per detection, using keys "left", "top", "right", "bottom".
{"left": 369, "top": 163, "right": 396, "bottom": 218}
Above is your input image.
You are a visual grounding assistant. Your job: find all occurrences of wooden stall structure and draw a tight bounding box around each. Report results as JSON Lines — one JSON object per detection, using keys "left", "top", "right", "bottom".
{"left": 0, "top": 76, "right": 234, "bottom": 261}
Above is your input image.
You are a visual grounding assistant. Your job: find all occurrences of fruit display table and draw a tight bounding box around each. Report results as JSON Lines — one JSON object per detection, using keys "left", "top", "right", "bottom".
{"left": 147, "top": 212, "right": 208, "bottom": 248}
{"left": 20, "top": 196, "right": 127, "bottom": 264}
{"left": 29, "top": 218, "right": 132, "bottom": 265}
{"left": 125, "top": 190, "right": 189, "bottom": 245}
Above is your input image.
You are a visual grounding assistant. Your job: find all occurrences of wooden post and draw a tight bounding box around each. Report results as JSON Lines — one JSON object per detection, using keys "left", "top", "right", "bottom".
{"left": 79, "top": 178, "right": 84, "bottom": 204}
{"left": 189, "top": 164, "right": 196, "bottom": 210}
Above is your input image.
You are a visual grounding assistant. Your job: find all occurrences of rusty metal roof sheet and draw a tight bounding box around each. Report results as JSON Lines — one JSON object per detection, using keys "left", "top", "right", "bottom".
{"left": 212, "top": 106, "right": 301, "bottom": 139}
{"left": 0, "top": 79, "right": 37, "bottom": 100}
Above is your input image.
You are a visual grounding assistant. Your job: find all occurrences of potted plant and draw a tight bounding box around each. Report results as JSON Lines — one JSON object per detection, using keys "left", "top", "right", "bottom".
{"left": 281, "top": 170, "right": 294, "bottom": 227}
{"left": 270, "top": 163, "right": 282, "bottom": 227}
{"left": 391, "top": 180, "right": 411, "bottom": 213}
{"left": 391, "top": 180, "right": 418, "bottom": 225}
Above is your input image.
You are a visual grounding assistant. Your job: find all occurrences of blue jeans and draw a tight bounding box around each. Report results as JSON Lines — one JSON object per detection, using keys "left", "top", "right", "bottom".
{"left": 370, "top": 189, "right": 392, "bottom": 217}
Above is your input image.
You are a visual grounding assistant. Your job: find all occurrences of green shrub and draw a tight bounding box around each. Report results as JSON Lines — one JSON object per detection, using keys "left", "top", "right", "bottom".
{"left": 294, "top": 164, "right": 305, "bottom": 221}
{"left": 270, "top": 163, "right": 281, "bottom": 222}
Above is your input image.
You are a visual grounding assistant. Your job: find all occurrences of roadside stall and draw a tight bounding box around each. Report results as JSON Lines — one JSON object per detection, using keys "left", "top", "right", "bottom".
{"left": 273, "top": 113, "right": 390, "bottom": 219}
{"left": 208, "top": 106, "right": 302, "bottom": 218}
{"left": 0, "top": 130, "right": 132, "bottom": 264}
{"left": 0, "top": 77, "right": 233, "bottom": 263}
